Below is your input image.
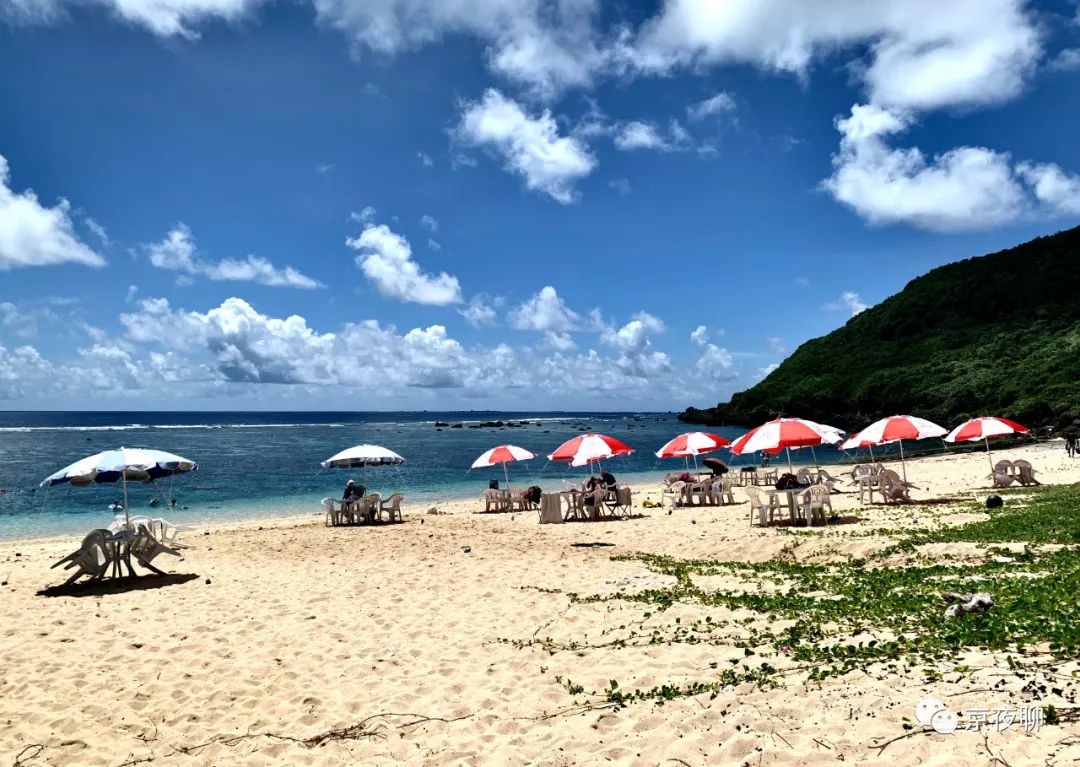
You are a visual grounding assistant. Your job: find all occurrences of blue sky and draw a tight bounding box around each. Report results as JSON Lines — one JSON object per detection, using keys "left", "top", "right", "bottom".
{"left": 1, "top": 0, "right": 1079, "bottom": 411}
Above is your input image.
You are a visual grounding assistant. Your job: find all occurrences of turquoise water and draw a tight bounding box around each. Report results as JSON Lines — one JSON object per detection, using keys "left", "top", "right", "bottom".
{"left": 0, "top": 411, "right": 858, "bottom": 540}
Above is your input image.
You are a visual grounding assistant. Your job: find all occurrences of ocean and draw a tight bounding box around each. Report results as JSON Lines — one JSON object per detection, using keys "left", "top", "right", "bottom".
{"left": 0, "top": 411, "right": 851, "bottom": 540}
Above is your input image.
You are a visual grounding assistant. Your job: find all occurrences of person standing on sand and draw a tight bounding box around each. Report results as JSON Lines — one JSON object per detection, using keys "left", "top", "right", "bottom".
{"left": 1068, "top": 434, "right": 1077, "bottom": 458}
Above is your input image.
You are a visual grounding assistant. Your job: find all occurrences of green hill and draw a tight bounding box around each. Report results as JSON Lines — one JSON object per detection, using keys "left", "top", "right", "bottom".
{"left": 680, "top": 225, "right": 1080, "bottom": 432}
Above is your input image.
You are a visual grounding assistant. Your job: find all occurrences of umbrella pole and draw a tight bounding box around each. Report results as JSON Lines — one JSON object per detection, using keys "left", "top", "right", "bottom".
{"left": 122, "top": 468, "right": 130, "bottom": 527}
{"left": 899, "top": 440, "right": 907, "bottom": 484}
{"left": 869, "top": 444, "right": 875, "bottom": 462}
{"left": 985, "top": 437, "right": 994, "bottom": 474}
{"left": 786, "top": 447, "right": 794, "bottom": 474}
{"left": 811, "top": 445, "right": 818, "bottom": 469}
{"left": 503, "top": 461, "right": 510, "bottom": 493}
{"left": 693, "top": 454, "right": 699, "bottom": 471}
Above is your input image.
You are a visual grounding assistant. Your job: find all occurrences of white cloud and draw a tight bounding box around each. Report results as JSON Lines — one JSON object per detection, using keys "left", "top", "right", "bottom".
{"left": 822, "top": 104, "right": 1027, "bottom": 231}
{"left": 312, "top": 0, "right": 606, "bottom": 97}
{"left": 507, "top": 285, "right": 580, "bottom": 332}
{"left": 540, "top": 331, "right": 576, "bottom": 352}
{"left": 1016, "top": 162, "right": 1080, "bottom": 216}
{"left": 4, "top": 0, "right": 266, "bottom": 38}
{"left": 758, "top": 362, "right": 780, "bottom": 378}
{"left": 687, "top": 91, "right": 735, "bottom": 120}
{"left": 695, "top": 343, "right": 736, "bottom": 381}
{"left": 85, "top": 217, "right": 109, "bottom": 246}
{"left": 1049, "top": 48, "right": 1080, "bottom": 72}
{"left": 454, "top": 89, "right": 596, "bottom": 204}
{"left": 459, "top": 294, "right": 500, "bottom": 327}
{"left": 598, "top": 312, "right": 671, "bottom": 378}
{"left": 346, "top": 222, "right": 462, "bottom": 305}
{"left": 631, "top": 0, "right": 1041, "bottom": 113}
{"left": 613, "top": 119, "right": 690, "bottom": 152}
{"left": 417, "top": 150, "right": 434, "bottom": 166}
{"left": 121, "top": 296, "right": 472, "bottom": 387}
{"left": 427, "top": 237, "right": 442, "bottom": 251}
{"left": 690, "top": 325, "right": 708, "bottom": 346}
{"left": 350, "top": 206, "right": 377, "bottom": 225}
{"left": 0, "top": 153, "right": 106, "bottom": 271}
{"left": 609, "top": 177, "right": 632, "bottom": 195}
{"left": 419, "top": 214, "right": 439, "bottom": 232}
{"left": 145, "top": 224, "right": 322, "bottom": 288}
{"left": 317, "top": 162, "right": 335, "bottom": 174}
{"left": 826, "top": 291, "right": 869, "bottom": 317}
{"left": 767, "top": 336, "right": 786, "bottom": 354}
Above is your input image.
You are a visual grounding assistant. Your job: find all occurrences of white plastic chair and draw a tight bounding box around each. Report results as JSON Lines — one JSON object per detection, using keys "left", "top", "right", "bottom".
{"left": 379, "top": 492, "right": 404, "bottom": 522}
{"left": 51, "top": 530, "right": 114, "bottom": 585}
{"left": 745, "top": 486, "right": 779, "bottom": 527}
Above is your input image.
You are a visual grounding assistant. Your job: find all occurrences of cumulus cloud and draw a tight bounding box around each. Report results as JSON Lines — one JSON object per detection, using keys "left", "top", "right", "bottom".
{"left": 695, "top": 343, "right": 736, "bottom": 381}
{"left": 121, "top": 296, "right": 472, "bottom": 387}
{"left": 507, "top": 286, "right": 580, "bottom": 332}
{"left": 145, "top": 224, "right": 322, "bottom": 289}
{"left": 598, "top": 311, "right": 670, "bottom": 378}
{"left": 419, "top": 214, "right": 439, "bottom": 232}
{"left": 459, "top": 294, "right": 500, "bottom": 327}
{"left": 687, "top": 91, "right": 735, "bottom": 120}
{"left": 822, "top": 104, "right": 1027, "bottom": 231}
{"left": 540, "top": 331, "right": 576, "bottom": 352}
{"left": 2, "top": 0, "right": 266, "bottom": 38}
{"left": 826, "top": 291, "right": 869, "bottom": 317}
{"left": 0, "top": 153, "right": 105, "bottom": 271}
{"left": 631, "top": 0, "right": 1041, "bottom": 113}
{"left": 1016, "top": 162, "right": 1080, "bottom": 216}
{"left": 690, "top": 325, "right": 708, "bottom": 346}
{"left": 312, "top": 0, "right": 607, "bottom": 97}
{"left": 609, "top": 177, "right": 632, "bottom": 195}
{"left": 824, "top": 104, "right": 1080, "bottom": 230}
{"left": 346, "top": 222, "right": 462, "bottom": 305}
{"left": 454, "top": 89, "right": 596, "bottom": 203}
{"left": 612, "top": 120, "right": 691, "bottom": 152}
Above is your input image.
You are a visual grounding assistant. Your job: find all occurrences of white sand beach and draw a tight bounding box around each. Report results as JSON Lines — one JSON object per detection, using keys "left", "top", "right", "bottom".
{"left": 2, "top": 441, "right": 1079, "bottom": 766}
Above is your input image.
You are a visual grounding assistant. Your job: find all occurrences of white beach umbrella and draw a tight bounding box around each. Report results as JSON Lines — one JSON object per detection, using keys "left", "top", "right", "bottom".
{"left": 471, "top": 444, "right": 536, "bottom": 489}
{"left": 321, "top": 444, "right": 406, "bottom": 468}
{"left": 321, "top": 444, "right": 405, "bottom": 487}
{"left": 846, "top": 415, "right": 947, "bottom": 482}
{"left": 40, "top": 447, "right": 198, "bottom": 525}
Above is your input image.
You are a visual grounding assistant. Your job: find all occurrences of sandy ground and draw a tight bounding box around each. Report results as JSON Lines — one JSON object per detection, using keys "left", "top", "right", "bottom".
{"left": 2, "top": 441, "right": 1079, "bottom": 766}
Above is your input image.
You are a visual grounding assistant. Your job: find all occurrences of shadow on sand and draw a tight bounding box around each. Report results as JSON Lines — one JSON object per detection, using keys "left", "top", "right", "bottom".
{"left": 38, "top": 572, "right": 200, "bottom": 598}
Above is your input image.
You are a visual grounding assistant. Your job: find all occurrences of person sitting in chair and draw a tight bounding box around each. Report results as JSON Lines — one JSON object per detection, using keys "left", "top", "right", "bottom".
{"left": 600, "top": 470, "right": 617, "bottom": 493}
{"left": 343, "top": 479, "right": 365, "bottom": 502}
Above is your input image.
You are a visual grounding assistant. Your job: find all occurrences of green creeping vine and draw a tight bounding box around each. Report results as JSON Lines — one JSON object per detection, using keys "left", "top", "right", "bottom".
{"left": 511, "top": 484, "right": 1080, "bottom": 709}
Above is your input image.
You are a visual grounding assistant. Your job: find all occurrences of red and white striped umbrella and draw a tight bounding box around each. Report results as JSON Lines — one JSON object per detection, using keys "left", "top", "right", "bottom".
{"left": 945, "top": 417, "right": 1029, "bottom": 472}
{"left": 471, "top": 444, "right": 536, "bottom": 490}
{"left": 655, "top": 432, "right": 730, "bottom": 459}
{"left": 945, "top": 417, "right": 1029, "bottom": 443}
{"left": 549, "top": 433, "right": 633, "bottom": 468}
{"left": 851, "top": 415, "right": 947, "bottom": 444}
{"left": 729, "top": 418, "right": 843, "bottom": 471}
{"left": 471, "top": 444, "right": 537, "bottom": 468}
{"left": 846, "top": 415, "right": 946, "bottom": 481}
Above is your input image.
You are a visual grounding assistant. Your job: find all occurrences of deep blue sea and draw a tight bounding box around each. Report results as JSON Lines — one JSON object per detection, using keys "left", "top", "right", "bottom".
{"left": 0, "top": 411, "right": 854, "bottom": 540}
